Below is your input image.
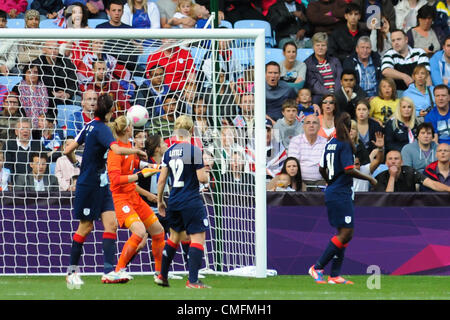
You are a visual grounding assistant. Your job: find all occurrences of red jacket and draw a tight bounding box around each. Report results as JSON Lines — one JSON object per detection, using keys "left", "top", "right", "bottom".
{"left": 0, "top": 0, "right": 28, "bottom": 14}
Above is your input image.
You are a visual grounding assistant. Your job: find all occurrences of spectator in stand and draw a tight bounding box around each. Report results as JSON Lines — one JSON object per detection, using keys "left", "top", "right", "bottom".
{"left": 192, "top": 3, "right": 211, "bottom": 29}
{"left": 381, "top": 29, "right": 430, "bottom": 92}
{"left": 145, "top": 43, "right": 194, "bottom": 93}
{"left": 343, "top": 36, "right": 382, "bottom": 98}
{"left": 55, "top": 137, "right": 82, "bottom": 191}
{"left": 425, "top": 85, "right": 450, "bottom": 143}
{"left": 267, "top": 156, "right": 306, "bottom": 191}
{"left": 287, "top": 114, "right": 328, "bottom": 190}
{"left": 85, "top": 60, "right": 131, "bottom": 117}
{"left": 168, "top": 0, "right": 196, "bottom": 28}
{"left": 2, "top": 118, "right": 43, "bottom": 178}
{"left": 122, "top": 0, "right": 161, "bottom": 29}
{"left": 273, "top": 99, "right": 304, "bottom": 150}
{"left": 0, "top": 10, "right": 20, "bottom": 77}
{"left": 0, "top": 92, "right": 22, "bottom": 141}
{"left": 422, "top": 142, "right": 450, "bottom": 189}
{"left": 369, "top": 14, "right": 393, "bottom": 57}
{"left": 64, "top": 0, "right": 107, "bottom": 19}
{"left": 31, "top": 0, "right": 64, "bottom": 20}
{"left": 369, "top": 77, "right": 400, "bottom": 125}
{"left": 222, "top": 150, "right": 255, "bottom": 195}
{"left": 16, "top": 10, "right": 43, "bottom": 71}
{"left": 0, "top": 0, "right": 28, "bottom": 19}
{"left": 335, "top": 69, "right": 368, "bottom": 119}
{"left": 14, "top": 152, "right": 59, "bottom": 193}
{"left": 306, "top": 0, "right": 347, "bottom": 35}
{"left": 406, "top": 5, "right": 441, "bottom": 57}
{"left": 373, "top": 149, "right": 450, "bottom": 192}
{"left": 328, "top": 3, "right": 370, "bottom": 63}
{"left": 157, "top": 0, "right": 196, "bottom": 29}
{"left": 402, "top": 64, "right": 435, "bottom": 117}
{"left": 37, "top": 112, "right": 65, "bottom": 162}
{"left": 0, "top": 84, "right": 8, "bottom": 109}
{"left": 33, "top": 40, "right": 79, "bottom": 111}
{"left": 279, "top": 41, "right": 307, "bottom": 91}
{"left": 13, "top": 63, "right": 50, "bottom": 129}
{"left": 355, "top": 99, "right": 384, "bottom": 155}
{"left": 296, "top": 88, "right": 320, "bottom": 121}
{"left": 385, "top": 96, "right": 419, "bottom": 153}
{"left": 430, "top": 34, "right": 450, "bottom": 87}
{"left": 353, "top": 0, "right": 396, "bottom": 34}
{"left": 66, "top": 89, "right": 97, "bottom": 138}
{"left": 265, "top": 61, "right": 297, "bottom": 122}
{"left": 0, "top": 151, "right": 12, "bottom": 192}
{"left": 149, "top": 93, "right": 178, "bottom": 138}
{"left": 266, "top": 0, "right": 312, "bottom": 49}
{"left": 317, "top": 94, "right": 337, "bottom": 140}
{"left": 395, "top": 0, "right": 428, "bottom": 33}
{"left": 135, "top": 65, "right": 169, "bottom": 117}
{"left": 304, "top": 32, "right": 342, "bottom": 104}
{"left": 96, "top": 0, "right": 131, "bottom": 28}
{"left": 350, "top": 119, "right": 371, "bottom": 166}
{"left": 401, "top": 121, "right": 438, "bottom": 172}
{"left": 233, "top": 93, "right": 255, "bottom": 147}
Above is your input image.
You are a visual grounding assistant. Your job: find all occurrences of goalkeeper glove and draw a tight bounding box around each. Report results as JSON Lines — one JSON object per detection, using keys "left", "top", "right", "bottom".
{"left": 137, "top": 167, "right": 160, "bottom": 180}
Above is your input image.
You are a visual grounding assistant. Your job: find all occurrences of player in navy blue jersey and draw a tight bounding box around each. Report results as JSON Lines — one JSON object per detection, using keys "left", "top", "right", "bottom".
{"left": 155, "top": 115, "right": 211, "bottom": 289}
{"left": 309, "top": 112, "right": 377, "bottom": 285}
{"left": 63, "top": 94, "right": 147, "bottom": 288}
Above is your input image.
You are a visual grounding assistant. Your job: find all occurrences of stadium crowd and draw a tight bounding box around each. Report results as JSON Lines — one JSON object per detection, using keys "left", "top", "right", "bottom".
{"left": 0, "top": 0, "right": 449, "bottom": 195}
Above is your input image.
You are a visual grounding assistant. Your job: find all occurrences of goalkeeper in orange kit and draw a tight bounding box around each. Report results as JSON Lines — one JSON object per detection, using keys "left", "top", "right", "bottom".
{"left": 107, "top": 115, "right": 165, "bottom": 281}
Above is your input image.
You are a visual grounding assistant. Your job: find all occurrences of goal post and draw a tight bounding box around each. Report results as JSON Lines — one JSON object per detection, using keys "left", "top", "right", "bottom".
{"left": 0, "top": 28, "right": 268, "bottom": 278}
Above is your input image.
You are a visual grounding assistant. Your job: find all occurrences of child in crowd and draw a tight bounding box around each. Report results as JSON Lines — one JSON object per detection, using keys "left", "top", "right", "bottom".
{"left": 193, "top": 3, "right": 211, "bottom": 28}
{"left": 275, "top": 173, "right": 296, "bottom": 192}
{"left": 168, "top": 0, "right": 194, "bottom": 28}
{"left": 274, "top": 99, "right": 304, "bottom": 150}
{"left": 296, "top": 88, "right": 319, "bottom": 122}
{"left": 370, "top": 78, "right": 400, "bottom": 125}
{"left": 0, "top": 151, "right": 11, "bottom": 192}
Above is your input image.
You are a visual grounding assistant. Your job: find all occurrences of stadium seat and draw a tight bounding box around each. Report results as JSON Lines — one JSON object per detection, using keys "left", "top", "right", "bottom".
{"left": 57, "top": 104, "right": 81, "bottom": 129}
{"left": 40, "top": 19, "right": 63, "bottom": 28}
{"left": 0, "top": 76, "right": 22, "bottom": 91}
{"left": 219, "top": 20, "right": 233, "bottom": 28}
{"left": 87, "top": 19, "right": 108, "bottom": 28}
{"left": 233, "top": 19, "right": 275, "bottom": 48}
{"left": 231, "top": 47, "right": 254, "bottom": 67}
{"left": 49, "top": 162, "right": 56, "bottom": 175}
{"left": 190, "top": 47, "right": 209, "bottom": 68}
{"left": 265, "top": 48, "right": 284, "bottom": 64}
{"left": 6, "top": 19, "right": 25, "bottom": 28}
{"left": 296, "top": 48, "right": 314, "bottom": 62}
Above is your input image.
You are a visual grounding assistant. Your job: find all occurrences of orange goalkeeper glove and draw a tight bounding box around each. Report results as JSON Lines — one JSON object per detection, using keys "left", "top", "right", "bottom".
{"left": 137, "top": 167, "right": 160, "bottom": 180}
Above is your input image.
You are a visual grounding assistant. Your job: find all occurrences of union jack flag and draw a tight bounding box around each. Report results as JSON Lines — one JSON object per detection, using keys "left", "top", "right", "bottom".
{"left": 53, "top": 8, "right": 67, "bottom": 28}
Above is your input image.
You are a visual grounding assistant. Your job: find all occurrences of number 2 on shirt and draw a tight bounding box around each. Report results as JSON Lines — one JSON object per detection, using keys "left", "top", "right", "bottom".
{"left": 169, "top": 158, "right": 185, "bottom": 187}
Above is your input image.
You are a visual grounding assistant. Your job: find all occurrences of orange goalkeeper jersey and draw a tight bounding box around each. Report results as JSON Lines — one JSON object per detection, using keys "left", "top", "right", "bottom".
{"left": 107, "top": 140, "right": 140, "bottom": 195}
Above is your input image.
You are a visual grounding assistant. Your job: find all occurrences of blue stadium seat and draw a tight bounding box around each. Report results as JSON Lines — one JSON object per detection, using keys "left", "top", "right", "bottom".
{"left": 87, "top": 19, "right": 108, "bottom": 28}
{"left": 297, "top": 48, "right": 314, "bottom": 62}
{"left": 219, "top": 20, "right": 233, "bottom": 28}
{"left": 49, "top": 162, "right": 56, "bottom": 175}
{"left": 265, "top": 48, "right": 284, "bottom": 64}
{"left": 190, "top": 47, "right": 209, "bottom": 68}
{"left": 0, "top": 76, "right": 22, "bottom": 91}
{"left": 231, "top": 47, "right": 254, "bottom": 67}
{"left": 57, "top": 104, "right": 81, "bottom": 129}
{"left": 7, "top": 19, "right": 25, "bottom": 28}
{"left": 233, "top": 19, "right": 275, "bottom": 47}
{"left": 40, "top": 19, "right": 63, "bottom": 28}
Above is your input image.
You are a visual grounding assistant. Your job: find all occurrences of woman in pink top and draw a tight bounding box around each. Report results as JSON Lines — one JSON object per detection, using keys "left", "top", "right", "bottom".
{"left": 0, "top": 0, "right": 28, "bottom": 18}
{"left": 317, "top": 94, "right": 337, "bottom": 141}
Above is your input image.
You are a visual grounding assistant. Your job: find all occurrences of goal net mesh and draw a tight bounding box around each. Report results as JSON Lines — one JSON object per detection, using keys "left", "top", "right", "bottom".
{"left": 0, "top": 30, "right": 261, "bottom": 276}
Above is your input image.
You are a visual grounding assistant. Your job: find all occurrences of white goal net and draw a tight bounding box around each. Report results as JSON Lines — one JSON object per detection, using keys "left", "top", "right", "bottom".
{"left": 0, "top": 27, "right": 267, "bottom": 277}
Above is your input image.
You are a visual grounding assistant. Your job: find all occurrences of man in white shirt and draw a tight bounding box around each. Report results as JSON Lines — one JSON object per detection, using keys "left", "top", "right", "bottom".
{"left": 14, "top": 152, "right": 59, "bottom": 193}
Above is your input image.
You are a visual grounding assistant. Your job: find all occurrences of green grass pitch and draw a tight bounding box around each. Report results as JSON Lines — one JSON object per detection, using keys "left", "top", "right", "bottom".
{"left": 0, "top": 275, "right": 448, "bottom": 300}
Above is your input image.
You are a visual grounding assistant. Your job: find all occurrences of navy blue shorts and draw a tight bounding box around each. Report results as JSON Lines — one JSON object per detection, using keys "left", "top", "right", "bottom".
{"left": 73, "top": 184, "right": 115, "bottom": 221}
{"left": 325, "top": 198, "right": 354, "bottom": 228}
{"left": 166, "top": 205, "right": 209, "bottom": 235}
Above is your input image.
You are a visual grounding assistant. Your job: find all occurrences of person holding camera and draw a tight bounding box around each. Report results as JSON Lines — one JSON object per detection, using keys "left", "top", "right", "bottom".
{"left": 403, "top": 64, "right": 435, "bottom": 118}
{"left": 406, "top": 5, "right": 441, "bottom": 58}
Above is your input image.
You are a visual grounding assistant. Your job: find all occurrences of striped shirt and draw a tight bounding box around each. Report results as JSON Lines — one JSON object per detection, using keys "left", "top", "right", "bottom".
{"left": 317, "top": 60, "right": 335, "bottom": 92}
{"left": 381, "top": 46, "right": 430, "bottom": 90}
{"left": 287, "top": 133, "right": 328, "bottom": 181}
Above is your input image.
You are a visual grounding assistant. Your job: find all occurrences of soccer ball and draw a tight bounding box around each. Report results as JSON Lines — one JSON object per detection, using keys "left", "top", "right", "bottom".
{"left": 126, "top": 105, "right": 149, "bottom": 127}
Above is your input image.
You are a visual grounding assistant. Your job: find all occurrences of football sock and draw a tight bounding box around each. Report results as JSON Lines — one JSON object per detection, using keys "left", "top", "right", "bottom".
{"left": 151, "top": 232, "right": 165, "bottom": 272}
{"left": 103, "top": 232, "right": 117, "bottom": 274}
{"left": 181, "top": 240, "right": 191, "bottom": 268}
{"left": 188, "top": 243, "right": 204, "bottom": 283}
{"left": 115, "top": 233, "right": 142, "bottom": 272}
{"left": 330, "top": 247, "right": 347, "bottom": 277}
{"left": 69, "top": 233, "right": 85, "bottom": 272}
{"left": 315, "top": 236, "right": 345, "bottom": 270}
{"left": 161, "top": 239, "right": 177, "bottom": 279}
